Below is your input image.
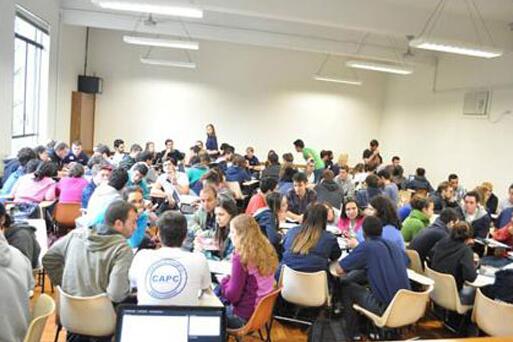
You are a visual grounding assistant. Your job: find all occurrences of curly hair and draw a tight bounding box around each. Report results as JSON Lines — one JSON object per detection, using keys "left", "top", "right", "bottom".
{"left": 230, "top": 214, "right": 278, "bottom": 277}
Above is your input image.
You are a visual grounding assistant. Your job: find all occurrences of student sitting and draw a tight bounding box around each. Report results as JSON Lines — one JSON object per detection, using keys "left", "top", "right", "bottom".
{"left": 133, "top": 151, "right": 158, "bottom": 184}
{"left": 355, "top": 173, "right": 383, "bottom": 209}
{"left": 63, "top": 140, "right": 89, "bottom": 166}
{"left": 401, "top": 196, "right": 434, "bottom": 243}
{"left": 111, "top": 139, "right": 126, "bottom": 166}
{"left": 277, "top": 166, "right": 297, "bottom": 196}
{"left": 431, "top": 222, "right": 478, "bottom": 305}
{"left": 334, "top": 165, "right": 355, "bottom": 200}
{"left": 216, "top": 214, "right": 278, "bottom": 329}
{"left": 253, "top": 191, "right": 286, "bottom": 252}
{"left": 152, "top": 158, "right": 190, "bottom": 200}
{"left": 458, "top": 191, "right": 491, "bottom": 239}
{"left": 356, "top": 195, "right": 405, "bottom": 251}
{"left": 33, "top": 145, "right": 50, "bottom": 162}
{"left": 286, "top": 172, "right": 317, "bottom": 223}
{"left": 156, "top": 139, "right": 185, "bottom": 165}
{"left": 188, "top": 186, "right": 218, "bottom": 237}
{"left": 81, "top": 162, "right": 112, "bottom": 209}
{"left": 492, "top": 214, "right": 513, "bottom": 248}
{"left": 244, "top": 146, "right": 260, "bottom": 173}
{"left": 245, "top": 177, "right": 277, "bottom": 215}
{"left": 225, "top": 154, "right": 252, "bottom": 184}
{"left": 127, "top": 163, "right": 150, "bottom": 200}
{"left": 278, "top": 203, "right": 341, "bottom": 279}
{"left": 338, "top": 198, "right": 364, "bottom": 239}
{"left": 0, "top": 147, "right": 36, "bottom": 196}
{"left": 129, "top": 211, "right": 211, "bottom": 306}
{"left": 333, "top": 216, "right": 410, "bottom": 340}
{"left": 409, "top": 208, "right": 460, "bottom": 266}
{"left": 56, "top": 162, "right": 89, "bottom": 204}
{"left": 216, "top": 144, "right": 234, "bottom": 172}
{"left": 314, "top": 169, "right": 344, "bottom": 209}
{"left": 0, "top": 230, "right": 34, "bottom": 342}
{"left": 11, "top": 161, "right": 57, "bottom": 203}
{"left": 378, "top": 169, "right": 399, "bottom": 207}
{"left": 48, "top": 142, "right": 69, "bottom": 171}
{"left": 123, "top": 187, "right": 150, "bottom": 249}
{"left": 261, "top": 150, "right": 281, "bottom": 182}
{"left": 405, "top": 167, "right": 434, "bottom": 193}
{"left": 431, "top": 181, "right": 459, "bottom": 214}
{"left": 194, "top": 197, "right": 238, "bottom": 260}
{"left": 85, "top": 168, "right": 129, "bottom": 225}
{"left": 188, "top": 152, "right": 211, "bottom": 193}
{"left": 201, "top": 169, "right": 236, "bottom": 203}
{"left": 449, "top": 173, "right": 466, "bottom": 203}
{"left": 481, "top": 269, "right": 513, "bottom": 304}
{"left": 43, "top": 200, "right": 136, "bottom": 303}
{"left": 0, "top": 203, "right": 40, "bottom": 269}
{"left": 481, "top": 182, "right": 498, "bottom": 216}
{"left": 119, "top": 144, "right": 142, "bottom": 170}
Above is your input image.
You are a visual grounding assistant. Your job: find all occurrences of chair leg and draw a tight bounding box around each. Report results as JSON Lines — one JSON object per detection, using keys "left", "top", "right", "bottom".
{"left": 266, "top": 318, "right": 274, "bottom": 342}
{"left": 258, "top": 329, "right": 264, "bottom": 340}
{"left": 41, "top": 269, "right": 46, "bottom": 293}
{"left": 54, "top": 323, "right": 62, "bottom": 342}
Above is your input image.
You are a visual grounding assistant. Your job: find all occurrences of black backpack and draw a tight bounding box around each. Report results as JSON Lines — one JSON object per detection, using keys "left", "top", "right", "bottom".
{"left": 308, "top": 318, "right": 348, "bottom": 342}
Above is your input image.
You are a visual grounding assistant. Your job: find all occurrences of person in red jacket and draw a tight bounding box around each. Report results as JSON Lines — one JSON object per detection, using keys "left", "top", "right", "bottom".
{"left": 492, "top": 215, "right": 513, "bottom": 248}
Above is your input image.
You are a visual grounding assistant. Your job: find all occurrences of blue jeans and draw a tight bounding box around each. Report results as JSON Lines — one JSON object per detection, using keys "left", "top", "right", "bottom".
{"left": 226, "top": 305, "right": 247, "bottom": 329}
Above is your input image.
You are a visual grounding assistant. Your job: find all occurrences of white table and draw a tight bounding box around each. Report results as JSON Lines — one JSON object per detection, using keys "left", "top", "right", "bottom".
{"left": 198, "top": 289, "right": 223, "bottom": 307}
{"left": 407, "top": 269, "right": 434, "bottom": 287}
{"left": 466, "top": 274, "right": 495, "bottom": 288}
{"left": 207, "top": 260, "right": 232, "bottom": 275}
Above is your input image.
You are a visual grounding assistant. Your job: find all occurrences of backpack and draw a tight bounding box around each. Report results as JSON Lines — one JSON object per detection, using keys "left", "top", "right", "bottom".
{"left": 308, "top": 317, "right": 348, "bottom": 342}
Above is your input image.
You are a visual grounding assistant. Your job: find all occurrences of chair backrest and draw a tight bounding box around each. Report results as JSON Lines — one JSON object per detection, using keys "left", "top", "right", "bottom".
{"left": 472, "top": 288, "right": 513, "bottom": 336}
{"left": 424, "top": 264, "right": 461, "bottom": 312}
{"left": 225, "top": 181, "right": 244, "bottom": 200}
{"left": 238, "top": 288, "right": 282, "bottom": 335}
{"left": 279, "top": 265, "right": 329, "bottom": 307}
{"left": 405, "top": 249, "right": 424, "bottom": 274}
{"left": 54, "top": 202, "right": 82, "bottom": 227}
{"left": 379, "top": 286, "right": 432, "bottom": 328}
{"left": 58, "top": 286, "right": 117, "bottom": 337}
{"left": 24, "top": 294, "right": 56, "bottom": 342}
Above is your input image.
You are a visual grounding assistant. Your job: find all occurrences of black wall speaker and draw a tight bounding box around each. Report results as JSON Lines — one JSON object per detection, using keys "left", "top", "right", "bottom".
{"left": 78, "top": 75, "right": 103, "bottom": 94}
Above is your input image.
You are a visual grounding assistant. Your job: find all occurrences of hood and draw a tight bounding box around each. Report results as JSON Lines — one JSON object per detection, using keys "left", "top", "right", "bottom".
{"left": 409, "top": 209, "right": 430, "bottom": 225}
{"left": 0, "top": 234, "right": 12, "bottom": 267}
{"left": 254, "top": 208, "right": 273, "bottom": 228}
{"left": 93, "top": 184, "right": 120, "bottom": 198}
{"left": 430, "top": 217, "right": 449, "bottom": 233}
{"left": 225, "top": 166, "right": 242, "bottom": 178}
{"left": 318, "top": 180, "right": 340, "bottom": 192}
{"left": 466, "top": 205, "right": 488, "bottom": 222}
{"left": 4, "top": 223, "right": 36, "bottom": 240}
{"left": 84, "top": 225, "right": 128, "bottom": 252}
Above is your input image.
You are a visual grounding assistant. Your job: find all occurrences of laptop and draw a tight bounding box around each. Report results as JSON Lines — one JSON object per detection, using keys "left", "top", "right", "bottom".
{"left": 115, "top": 305, "right": 225, "bottom": 342}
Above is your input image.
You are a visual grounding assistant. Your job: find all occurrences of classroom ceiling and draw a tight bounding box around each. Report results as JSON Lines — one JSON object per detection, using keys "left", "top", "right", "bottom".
{"left": 59, "top": 0, "right": 513, "bottom": 65}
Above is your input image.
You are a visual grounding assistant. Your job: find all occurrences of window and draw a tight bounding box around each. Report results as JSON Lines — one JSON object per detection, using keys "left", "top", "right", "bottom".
{"left": 12, "top": 8, "right": 49, "bottom": 153}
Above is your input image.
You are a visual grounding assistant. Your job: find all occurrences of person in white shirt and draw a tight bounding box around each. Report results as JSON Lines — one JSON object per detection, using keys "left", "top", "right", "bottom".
{"left": 152, "top": 159, "right": 190, "bottom": 198}
{"left": 129, "top": 211, "right": 211, "bottom": 306}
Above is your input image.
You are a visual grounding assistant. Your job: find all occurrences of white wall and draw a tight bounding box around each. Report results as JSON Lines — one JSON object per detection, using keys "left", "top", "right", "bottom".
{"left": 86, "top": 28, "right": 386, "bottom": 164}
{"left": 381, "top": 54, "right": 513, "bottom": 195}
{"left": 0, "top": 0, "right": 62, "bottom": 159}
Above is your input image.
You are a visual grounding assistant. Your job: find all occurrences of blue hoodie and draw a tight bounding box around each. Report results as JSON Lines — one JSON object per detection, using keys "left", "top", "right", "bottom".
{"left": 253, "top": 208, "right": 282, "bottom": 249}
{"left": 225, "top": 166, "right": 251, "bottom": 183}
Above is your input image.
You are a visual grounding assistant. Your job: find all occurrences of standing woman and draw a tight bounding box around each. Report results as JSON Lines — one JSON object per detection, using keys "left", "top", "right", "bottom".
{"left": 216, "top": 214, "right": 278, "bottom": 328}
{"left": 205, "top": 124, "right": 219, "bottom": 157}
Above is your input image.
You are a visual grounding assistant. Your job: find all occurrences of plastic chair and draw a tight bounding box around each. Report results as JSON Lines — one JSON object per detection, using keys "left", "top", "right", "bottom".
{"left": 53, "top": 202, "right": 81, "bottom": 234}
{"left": 405, "top": 249, "right": 424, "bottom": 274}
{"left": 472, "top": 288, "right": 513, "bottom": 336}
{"left": 279, "top": 265, "right": 330, "bottom": 307}
{"left": 424, "top": 264, "right": 473, "bottom": 315}
{"left": 227, "top": 287, "right": 282, "bottom": 342}
{"left": 24, "top": 294, "right": 56, "bottom": 342}
{"left": 353, "top": 285, "right": 433, "bottom": 331}
{"left": 56, "top": 286, "right": 116, "bottom": 338}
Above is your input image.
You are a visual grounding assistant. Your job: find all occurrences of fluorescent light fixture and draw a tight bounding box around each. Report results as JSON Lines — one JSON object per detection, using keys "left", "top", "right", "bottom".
{"left": 92, "top": 0, "right": 203, "bottom": 18}
{"left": 140, "top": 57, "right": 196, "bottom": 68}
{"left": 409, "top": 37, "right": 502, "bottom": 59}
{"left": 346, "top": 60, "right": 413, "bottom": 75}
{"left": 313, "top": 75, "right": 362, "bottom": 86}
{"left": 123, "top": 36, "right": 199, "bottom": 50}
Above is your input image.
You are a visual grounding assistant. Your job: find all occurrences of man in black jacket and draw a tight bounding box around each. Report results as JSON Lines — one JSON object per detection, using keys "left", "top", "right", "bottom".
{"left": 409, "top": 208, "right": 459, "bottom": 266}
{"left": 431, "top": 181, "right": 460, "bottom": 214}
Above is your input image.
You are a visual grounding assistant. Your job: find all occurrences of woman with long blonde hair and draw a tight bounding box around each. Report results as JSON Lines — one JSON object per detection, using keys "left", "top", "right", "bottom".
{"left": 216, "top": 214, "right": 278, "bottom": 328}
{"left": 277, "top": 203, "right": 341, "bottom": 279}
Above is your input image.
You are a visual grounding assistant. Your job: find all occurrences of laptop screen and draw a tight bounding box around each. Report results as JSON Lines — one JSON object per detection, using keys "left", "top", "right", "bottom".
{"left": 115, "top": 305, "right": 225, "bottom": 342}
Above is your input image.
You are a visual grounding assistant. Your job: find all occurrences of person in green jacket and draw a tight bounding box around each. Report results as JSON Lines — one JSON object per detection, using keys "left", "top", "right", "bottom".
{"left": 402, "top": 196, "right": 434, "bottom": 242}
{"left": 293, "top": 139, "right": 325, "bottom": 183}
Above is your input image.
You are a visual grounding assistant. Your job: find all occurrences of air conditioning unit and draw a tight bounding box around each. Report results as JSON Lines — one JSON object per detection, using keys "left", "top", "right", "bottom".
{"left": 463, "top": 90, "right": 489, "bottom": 116}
